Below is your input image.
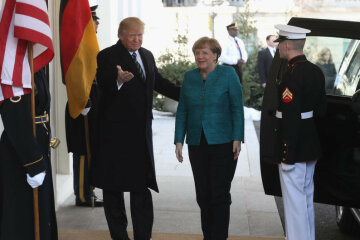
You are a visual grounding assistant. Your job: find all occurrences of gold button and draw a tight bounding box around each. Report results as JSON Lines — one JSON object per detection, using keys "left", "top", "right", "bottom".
{"left": 284, "top": 143, "right": 287, "bottom": 146}
{"left": 282, "top": 158, "right": 286, "bottom": 161}
{"left": 283, "top": 151, "right": 286, "bottom": 154}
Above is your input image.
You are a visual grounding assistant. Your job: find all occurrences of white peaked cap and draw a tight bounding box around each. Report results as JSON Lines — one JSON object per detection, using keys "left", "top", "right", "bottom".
{"left": 274, "top": 24, "right": 311, "bottom": 42}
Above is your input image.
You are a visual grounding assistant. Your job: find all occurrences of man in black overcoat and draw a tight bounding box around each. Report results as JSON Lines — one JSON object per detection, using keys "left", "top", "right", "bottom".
{"left": 257, "top": 35, "right": 276, "bottom": 88}
{"left": 91, "top": 17, "right": 180, "bottom": 240}
{"left": 0, "top": 69, "right": 58, "bottom": 239}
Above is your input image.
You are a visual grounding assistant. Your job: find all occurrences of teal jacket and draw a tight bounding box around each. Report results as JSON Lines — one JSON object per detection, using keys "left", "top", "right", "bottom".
{"left": 175, "top": 65, "right": 244, "bottom": 146}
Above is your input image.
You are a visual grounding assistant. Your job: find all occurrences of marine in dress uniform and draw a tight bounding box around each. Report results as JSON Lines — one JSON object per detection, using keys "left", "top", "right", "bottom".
{"left": 91, "top": 17, "right": 180, "bottom": 240}
{"left": 65, "top": 5, "right": 103, "bottom": 207}
{"left": 273, "top": 24, "right": 326, "bottom": 240}
{"left": 0, "top": 69, "right": 58, "bottom": 239}
{"left": 219, "top": 22, "right": 248, "bottom": 83}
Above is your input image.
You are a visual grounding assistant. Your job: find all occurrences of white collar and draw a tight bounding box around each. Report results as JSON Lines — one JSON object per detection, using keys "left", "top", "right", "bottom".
{"left": 128, "top": 50, "right": 140, "bottom": 56}
{"left": 228, "top": 35, "right": 238, "bottom": 41}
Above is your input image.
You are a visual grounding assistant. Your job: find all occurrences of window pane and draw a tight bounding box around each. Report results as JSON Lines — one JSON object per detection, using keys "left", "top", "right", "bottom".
{"left": 303, "top": 36, "right": 356, "bottom": 96}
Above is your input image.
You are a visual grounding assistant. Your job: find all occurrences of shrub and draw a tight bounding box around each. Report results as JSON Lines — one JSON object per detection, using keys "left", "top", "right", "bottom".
{"left": 154, "top": 32, "right": 196, "bottom": 111}
{"left": 242, "top": 50, "right": 263, "bottom": 110}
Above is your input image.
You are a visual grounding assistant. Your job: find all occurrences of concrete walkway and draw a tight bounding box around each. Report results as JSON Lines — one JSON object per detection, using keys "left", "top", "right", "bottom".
{"left": 56, "top": 110, "right": 284, "bottom": 239}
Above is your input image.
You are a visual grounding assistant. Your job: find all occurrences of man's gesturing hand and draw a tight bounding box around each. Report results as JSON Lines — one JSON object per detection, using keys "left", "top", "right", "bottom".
{"left": 117, "top": 65, "right": 134, "bottom": 84}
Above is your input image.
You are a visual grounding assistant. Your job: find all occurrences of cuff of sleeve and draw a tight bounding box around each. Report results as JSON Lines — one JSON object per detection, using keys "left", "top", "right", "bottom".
{"left": 233, "top": 138, "right": 243, "bottom": 142}
{"left": 174, "top": 136, "right": 185, "bottom": 145}
{"left": 25, "top": 155, "right": 46, "bottom": 177}
{"left": 117, "top": 81, "right": 123, "bottom": 90}
{"left": 232, "top": 134, "right": 244, "bottom": 143}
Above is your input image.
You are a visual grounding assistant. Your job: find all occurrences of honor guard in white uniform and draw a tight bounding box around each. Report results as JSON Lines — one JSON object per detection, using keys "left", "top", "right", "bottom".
{"left": 219, "top": 22, "right": 248, "bottom": 83}
{"left": 273, "top": 24, "right": 326, "bottom": 240}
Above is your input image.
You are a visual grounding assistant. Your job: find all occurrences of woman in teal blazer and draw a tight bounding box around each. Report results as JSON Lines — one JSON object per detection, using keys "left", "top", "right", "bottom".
{"left": 175, "top": 37, "right": 244, "bottom": 240}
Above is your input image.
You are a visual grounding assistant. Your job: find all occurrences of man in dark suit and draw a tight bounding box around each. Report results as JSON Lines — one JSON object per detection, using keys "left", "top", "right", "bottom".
{"left": 257, "top": 35, "right": 277, "bottom": 88}
{"left": 91, "top": 17, "right": 180, "bottom": 240}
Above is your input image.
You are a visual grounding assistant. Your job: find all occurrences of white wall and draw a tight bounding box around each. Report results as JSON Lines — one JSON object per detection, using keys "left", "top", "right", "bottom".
{"left": 92, "top": 0, "right": 297, "bottom": 59}
{"left": 95, "top": 0, "right": 162, "bottom": 51}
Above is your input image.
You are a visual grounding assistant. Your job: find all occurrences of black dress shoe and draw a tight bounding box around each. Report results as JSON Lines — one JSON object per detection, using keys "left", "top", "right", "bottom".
{"left": 75, "top": 196, "right": 103, "bottom": 207}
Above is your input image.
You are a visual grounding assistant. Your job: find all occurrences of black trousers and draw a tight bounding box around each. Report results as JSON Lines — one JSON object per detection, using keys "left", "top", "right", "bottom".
{"left": 188, "top": 133, "right": 237, "bottom": 240}
{"left": 223, "top": 64, "right": 243, "bottom": 83}
{"left": 103, "top": 188, "right": 153, "bottom": 240}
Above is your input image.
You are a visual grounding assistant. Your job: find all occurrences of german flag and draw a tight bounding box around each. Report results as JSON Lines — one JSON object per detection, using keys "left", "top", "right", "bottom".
{"left": 60, "top": 0, "right": 99, "bottom": 118}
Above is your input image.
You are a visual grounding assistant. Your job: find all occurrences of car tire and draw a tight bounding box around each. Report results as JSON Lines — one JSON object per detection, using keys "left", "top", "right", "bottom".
{"left": 336, "top": 206, "right": 359, "bottom": 234}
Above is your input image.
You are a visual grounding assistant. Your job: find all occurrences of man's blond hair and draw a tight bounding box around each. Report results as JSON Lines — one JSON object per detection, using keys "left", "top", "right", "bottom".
{"left": 118, "top": 17, "right": 145, "bottom": 37}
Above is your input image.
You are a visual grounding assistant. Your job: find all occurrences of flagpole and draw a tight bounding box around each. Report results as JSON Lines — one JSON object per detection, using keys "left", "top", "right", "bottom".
{"left": 28, "top": 42, "right": 41, "bottom": 240}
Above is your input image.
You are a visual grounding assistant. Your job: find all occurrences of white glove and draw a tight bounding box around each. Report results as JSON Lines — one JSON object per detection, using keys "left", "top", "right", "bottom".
{"left": 26, "top": 172, "right": 46, "bottom": 188}
{"left": 281, "top": 163, "right": 295, "bottom": 172}
{"left": 81, "top": 107, "right": 91, "bottom": 116}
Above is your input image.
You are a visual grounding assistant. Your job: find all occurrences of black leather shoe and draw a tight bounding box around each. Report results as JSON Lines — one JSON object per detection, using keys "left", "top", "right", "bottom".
{"left": 75, "top": 196, "right": 103, "bottom": 207}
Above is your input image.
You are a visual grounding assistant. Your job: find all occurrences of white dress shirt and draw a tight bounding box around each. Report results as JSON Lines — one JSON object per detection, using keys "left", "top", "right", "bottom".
{"left": 117, "top": 50, "right": 146, "bottom": 90}
{"left": 268, "top": 46, "right": 276, "bottom": 58}
{"left": 219, "top": 35, "right": 248, "bottom": 65}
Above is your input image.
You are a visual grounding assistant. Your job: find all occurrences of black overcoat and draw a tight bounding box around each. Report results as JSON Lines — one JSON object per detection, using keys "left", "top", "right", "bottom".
{"left": 0, "top": 70, "right": 58, "bottom": 240}
{"left": 91, "top": 40, "right": 180, "bottom": 192}
{"left": 257, "top": 48, "right": 273, "bottom": 85}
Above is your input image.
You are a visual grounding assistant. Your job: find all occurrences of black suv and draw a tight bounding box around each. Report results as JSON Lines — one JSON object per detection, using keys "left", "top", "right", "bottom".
{"left": 260, "top": 17, "right": 360, "bottom": 234}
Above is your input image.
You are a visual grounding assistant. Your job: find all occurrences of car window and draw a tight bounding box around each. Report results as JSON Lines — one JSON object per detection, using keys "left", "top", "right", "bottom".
{"left": 302, "top": 37, "right": 356, "bottom": 96}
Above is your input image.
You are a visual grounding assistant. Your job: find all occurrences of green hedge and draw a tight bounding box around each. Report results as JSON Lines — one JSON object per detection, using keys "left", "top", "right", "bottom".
{"left": 242, "top": 50, "right": 263, "bottom": 110}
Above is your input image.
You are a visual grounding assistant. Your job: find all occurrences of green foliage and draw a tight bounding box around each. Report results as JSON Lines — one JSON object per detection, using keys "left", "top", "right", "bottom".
{"left": 153, "top": 25, "right": 196, "bottom": 111}
{"left": 233, "top": 0, "right": 257, "bottom": 48}
{"left": 242, "top": 50, "right": 263, "bottom": 110}
{"left": 157, "top": 48, "right": 196, "bottom": 86}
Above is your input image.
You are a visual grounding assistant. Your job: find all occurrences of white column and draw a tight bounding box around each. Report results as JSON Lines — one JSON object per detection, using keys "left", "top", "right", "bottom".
{"left": 49, "top": 0, "right": 70, "bottom": 176}
{"left": 97, "top": 0, "right": 120, "bottom": 50}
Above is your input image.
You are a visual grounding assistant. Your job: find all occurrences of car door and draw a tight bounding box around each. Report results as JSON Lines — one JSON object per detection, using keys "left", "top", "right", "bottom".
{"left": 260, "top": 17, "right": 360, "bottom": 208}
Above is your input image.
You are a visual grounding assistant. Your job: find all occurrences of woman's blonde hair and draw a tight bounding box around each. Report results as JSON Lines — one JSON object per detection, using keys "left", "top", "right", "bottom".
{"left": 192, "top": 37, "right": 222, "bottom": 62}
{"left": 118, "top": 17, "right": 145, "bottom": 37}
{"left": 317, "top": 47, "right": 334, "bottom": 64}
